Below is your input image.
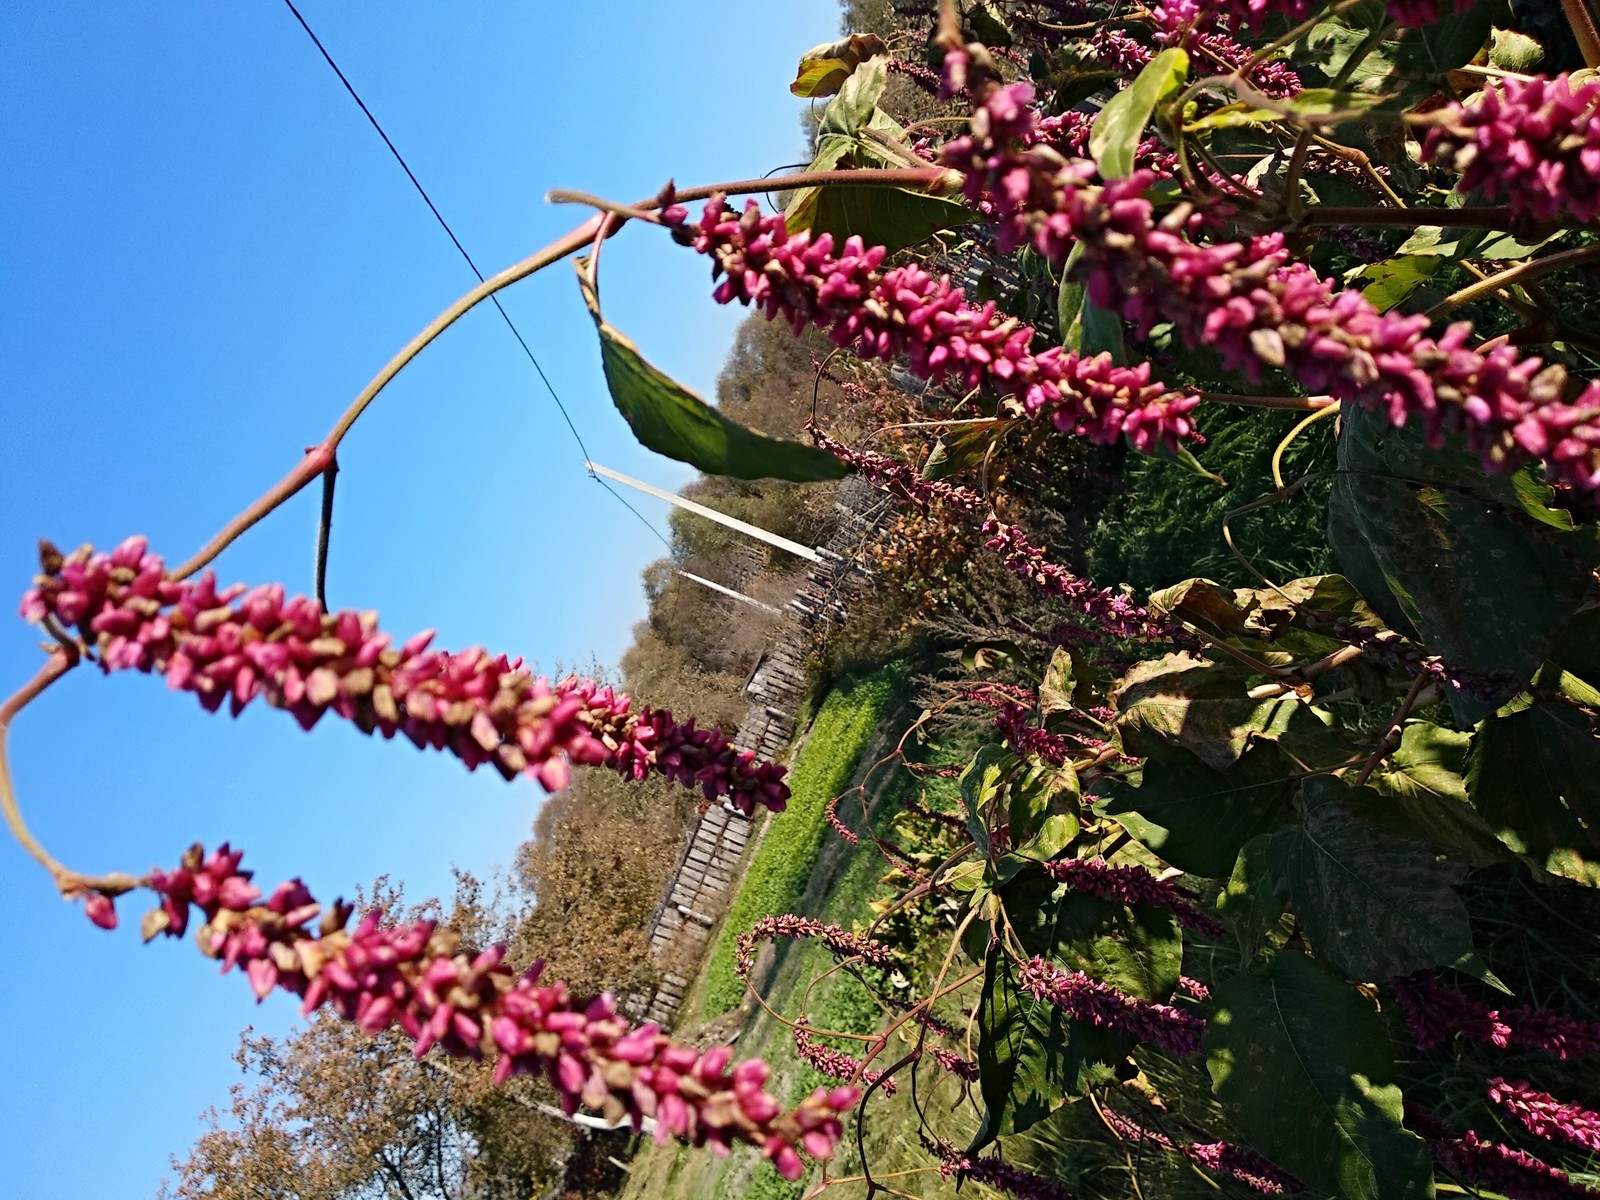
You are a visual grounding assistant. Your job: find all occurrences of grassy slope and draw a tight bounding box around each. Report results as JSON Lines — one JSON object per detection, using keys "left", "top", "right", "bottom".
{"left": 699, "top": 661, "right": 904, "bottom": 1017}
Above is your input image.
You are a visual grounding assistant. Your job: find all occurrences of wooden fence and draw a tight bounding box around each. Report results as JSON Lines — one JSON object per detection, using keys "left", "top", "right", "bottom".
{"left": 621, "top": 475, "right": 896, "bottom": 1027}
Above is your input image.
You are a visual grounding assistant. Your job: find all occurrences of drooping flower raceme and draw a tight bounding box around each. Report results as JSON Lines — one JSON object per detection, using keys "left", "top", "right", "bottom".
{"left": 941, "top": 75, "right": 1600, "bottom": 491}
{"left": 1488, "top": 1078, "right": 1600, "bottom": 1154}
{"left": 1393, "top": 972, "right": 1600, "bottom": 1061}
{"left": 83, "top": 843, "right": 854, "bottom": 1180}
{"left": 1407, "top": 1104, "right": 1597, "bottom": 1200}
{"left": 1044, "top": 855, "right": 1225, "bottom": 937}
{"left": 20, "top": 538, "right": 788, "bottom": 811}
{"left": 1099, "top": 1103, "right": 1302, "bottom": 1194}
{"left": 807, "top": 426, "right": 1178, "bottom": 640}
{"left": 1016, "top": 955, "right": 1206, "bottom": 1055}
{"left": 1424, "top": 73, "right": 1600, "bottom": 225}
{"left": 660, "top": 196, "right": 1202, "bottom": 455}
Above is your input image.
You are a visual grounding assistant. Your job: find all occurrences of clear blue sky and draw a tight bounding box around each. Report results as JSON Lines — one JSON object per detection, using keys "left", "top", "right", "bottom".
{"left": 0, "top": 3, "right": 837, "bottom": 1194}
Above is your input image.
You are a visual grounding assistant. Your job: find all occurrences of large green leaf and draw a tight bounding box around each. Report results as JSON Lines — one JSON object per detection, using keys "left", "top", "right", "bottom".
{"left": 1110, "top": 654, "right": 1353, "bottom": 771}
{"left": 788, "top": 32, "right": 886, "bottom": 97}
{"left": 1369, "top": 723, "right": 1514, "bottom": 867}
{"left": 1207, "top": 951, "right": 1434, "bottom": 1200}
{"left": 1328, "top": 402, "right": 1596, "bottom": 719}
{"left": 972, "top": 866, "right": 1182, "bottom": 1146}
{"left": 799, "top": 182, "right": 974, "bottom": 255}
{"left": 576, "top": 263, "right": 846, "bottom": 482}
{"left": 1467, "top": 689, "right": 1600, "bottom": 886}
{"left": 1089, "top": 49, "right": 1188, "bottom": 179}
{"left": 1243, "top": 778, "right": 1493, "bottom": 983}
{"left": 972, "top": 943, "right": 1120, "bottom": 1146}
{"left": 1098, "top": 743, "right": 1297, "bottom": 878}
{"left": 1057, "top": 244, "right": 1127, "bottom": 361}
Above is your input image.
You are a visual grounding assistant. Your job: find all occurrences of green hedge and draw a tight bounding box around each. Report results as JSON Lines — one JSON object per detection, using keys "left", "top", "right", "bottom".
{"left": 699, "top": 662, "right": 903, "bottom": 1016}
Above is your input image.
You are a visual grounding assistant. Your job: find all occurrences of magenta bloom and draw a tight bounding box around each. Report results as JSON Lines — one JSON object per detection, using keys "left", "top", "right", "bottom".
{"left": 662, "top": 195, "right": 1201, "bottom": 456}
{"left": 938, "top": 74, "right": 1600, "bottom": 491}
{"left": 1394, "top": 972, "right": 1600, "bottom": 1061}
{"left": 1044, "top": 856, "right": 1225, "bottom": 936}
{"left": 1425, "top": 74, "right": 1600, "bottom": 224}
{"left": 1016, "top": 955, "right": 1205, "bottom": 1055}
{"left": 84, "top": 842, "right": 853, "bottom": 1179}
{"left": 1489, "top": 1078, "right": 1600, "bottom": 1154}
{"left": 21, "top": 538, "right": 788, "bottom": 812}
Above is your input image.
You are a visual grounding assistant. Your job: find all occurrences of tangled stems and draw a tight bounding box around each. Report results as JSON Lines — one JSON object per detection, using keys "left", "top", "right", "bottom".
{"left": 21, "top": 538, "right": 788, "bottom": 809}
{"left": 807, "top": 426, "right": 1178, "bottom": 641}
{"left": 77, "top": 842, "right": 855, "bottom": 1180}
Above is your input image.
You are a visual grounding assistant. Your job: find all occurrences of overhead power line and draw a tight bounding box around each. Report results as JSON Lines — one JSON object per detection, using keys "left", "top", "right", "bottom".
{"left": 280, "top": 0, "right": 672, "bottom": 553}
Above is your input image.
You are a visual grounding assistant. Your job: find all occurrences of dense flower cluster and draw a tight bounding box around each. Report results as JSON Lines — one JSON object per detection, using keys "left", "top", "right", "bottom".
{"left": 20, "top": 538, "right": 787, "bottom": 810}
{"left": 1408, "top": 1106, "right": 1597, "bottom": 1200}
{"left": 661, "top": 193, "right": 1202, "bottom": 454}
{"left": 1489, "top": 1078, "right": 1600, "bottom": 1154}
{"left": 1044, "top": 855, "right": 1225, "bottom": 936}
{"left": 1150, "top": 0, "right": 1316, "bottom": 34}
{"left": 1177, "top": 973, "right": 1211, "bottom": 1000}
{"left": 1424, "top": 74, "right": 1600, "bottom": 224}
{"left": 994, "top": 700, "right": 1078, "bottom": 765}
{"left": 794, "top": 1027, "right": 895, "bottom": 1095}
{"left": 1394, "top": 972, "right": 1600, "bottom": 1061}
{"left": 734, "top": 915, "right": 892, "bottom": 982}
{"left": 1016, "top": 955, "right": 1206, "bottom": 1055}
{"left": 929, "top": 1046, "right": 981, "bottom": 1081}
{"left": 939, "top": 70, "right": 1600, "bottom": 490}
{"left": 1099, "top": 1104, "right": 1301, "bottom": 1194}
{"left": 926, "top": 1135, "right": 1079, "bottom": 1200}
{"left": 85, "top": 842, "right": 854, "bottom": 1179}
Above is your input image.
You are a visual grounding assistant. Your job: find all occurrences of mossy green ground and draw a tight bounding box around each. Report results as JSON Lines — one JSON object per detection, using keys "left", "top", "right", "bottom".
{"left": 619, "top": 667, "right": 1134, "bottom": 1200}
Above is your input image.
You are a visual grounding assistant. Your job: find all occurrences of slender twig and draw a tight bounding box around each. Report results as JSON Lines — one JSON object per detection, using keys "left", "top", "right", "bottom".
{"left": 314, "top": 460, "right": 338, "bottom": 609}
{"left": 1352, "top": 672, "right": 1439, "bottom": 786}
{"left": 1197, "top": 391, "right": 1334, "bottom": 411}
{"left": 1426, "top": 243, "right": 1600, "bottom": 321}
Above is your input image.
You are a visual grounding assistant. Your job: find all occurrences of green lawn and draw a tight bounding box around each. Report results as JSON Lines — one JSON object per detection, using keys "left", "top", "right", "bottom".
{"left": 699, "top": 661, "right": 904, "bottom": 1017}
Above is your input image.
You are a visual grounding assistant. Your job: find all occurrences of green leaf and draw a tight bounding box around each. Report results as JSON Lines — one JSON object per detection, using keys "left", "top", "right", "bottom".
{"left": 789, "top": 33, "right": 887, "bottom": 98}
{"left": 800, "top": 183, "right": 974, "bottom": 255}
{"left": 1345, "top": 255, "right": 1442, "bottom": 313}
{"left": 576, "top": 263, "right": 847, "bottom": 482}
{"left": 1090, "top": 49, "right": 1188, "bottom": 179}
{"left": 1110, "top": 654, "right": 1350, "bottom": 771}
{"left": 1007, "top": 761, "right": 1081, "bottom": 863}
{"left": 1370, "top": 723, "right": 1514, "bottom": 868}
{"left": 966, "top": 1, "right": 1014, "bottom": 47}
{"left": 972, "top": 945, "right": 1105, "bottom": 1145}
{"left": 971, "top": 865, "right": 1182, "bottom": 1145}
{"left": 961, "top": 744, "right": 1015, "bottom": 855}
{"left": 1392, "top": 0, "right": 1493, "bottom": 75}
{"left": 818, "top": 56, "right": 888, "bottom": 138}
{"left": 1098, "top": 744, "right": 1297, "bottom": 878}
{"left": 1328, "top": 401, "right": 1596, "bottom": 720}
{"left": 1467, "top": 689, "right": 1600, "bottom": 887}
{"left": 961, "top": 639, "right": 1024, "bottom": 672}
{"left": 920, "top": 423, "right": 998, "bottom": 481}
{"left": 1247, "top": 777, "right": 1495, "bottom": 983}
{"left": 1206, "top": 951, "right": 1435, "bottom": 1200}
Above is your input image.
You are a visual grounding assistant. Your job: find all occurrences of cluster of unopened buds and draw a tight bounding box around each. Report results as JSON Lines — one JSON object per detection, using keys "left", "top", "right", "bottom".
{"left": 80, "top": 842, "right": 854, "bottom": 1179}
{"left": 1016, "top": 955, "right": 1206, "bottom": 1055}
{"left": 1044, "top": 855, "right": 1225, "bottom": 937}
{"left": 20, "top": 538, "right": 788, "bottom": 811}
{"left": 793, "top": 1027, "right": 895, "bottom": 1095}
{"left": 1488, "top": 1078, "right": 1600, "bottom": 1155}
{"left": 1407, "top": 1103, "right": 1595, "bottom": 1200}
{"left": 924, "top": 1134, "right": 1078, "bottom": 1200}
{"left": 1393, "top": 971, "right": 1600, "bottom": 1061}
